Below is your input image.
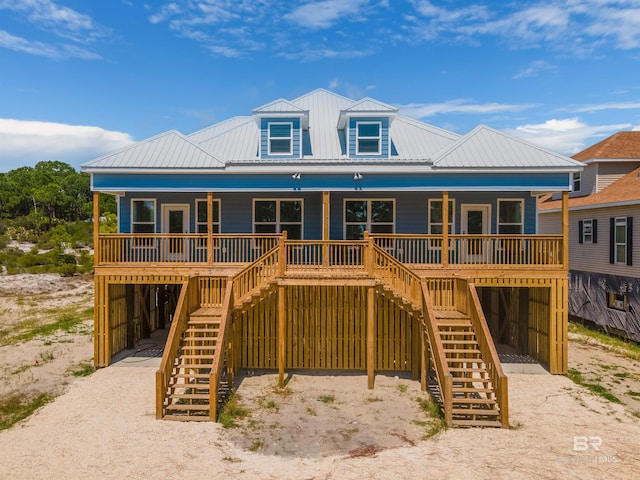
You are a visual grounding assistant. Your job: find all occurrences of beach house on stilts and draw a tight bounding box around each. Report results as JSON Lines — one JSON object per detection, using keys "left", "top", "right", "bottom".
{"left": 82, "top": 89, "right": 582, "bottom": 427}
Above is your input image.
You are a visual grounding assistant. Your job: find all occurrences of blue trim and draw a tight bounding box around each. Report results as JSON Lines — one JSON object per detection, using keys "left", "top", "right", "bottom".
{"left": 94, "top": 172, "right": 570, "bottom": 192}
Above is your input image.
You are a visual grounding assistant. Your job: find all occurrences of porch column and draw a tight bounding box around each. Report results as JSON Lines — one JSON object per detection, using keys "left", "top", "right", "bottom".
{"left": 93, "top": 191, "right": 100, "bottom": 266}
{"left": 323, "top": 191, "right": 330, "bottom": 240}
{"left": 442, "top": 191, "right": 449, "bottom": 268}
{"left": 207, "top": 192, "right": 214, "bottom": 266}
{"left": 562, "top": 191, "right": 569, "bottom": 269}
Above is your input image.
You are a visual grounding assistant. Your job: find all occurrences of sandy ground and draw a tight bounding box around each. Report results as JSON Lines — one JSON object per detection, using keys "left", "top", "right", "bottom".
{"left": 1, "top": 274, "right": 639, "bottom": 479}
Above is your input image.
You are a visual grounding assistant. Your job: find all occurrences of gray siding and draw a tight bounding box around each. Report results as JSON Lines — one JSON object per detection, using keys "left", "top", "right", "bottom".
{"left": 597, "top": 162, "right": 638, "bottom": 192}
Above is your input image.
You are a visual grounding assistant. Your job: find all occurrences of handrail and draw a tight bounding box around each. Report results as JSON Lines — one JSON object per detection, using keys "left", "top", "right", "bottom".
{"left": 156, "top": 276, "right": 199, "bottom": 419}
{"left": 467, "top": 282, "right": 509, "bottom": 428}
{"left": 371, "top": 244, "right": 422, "bottom": 306}
{"left": 372, "top": 234, "right": 563, "bottom": 267}
{"left": 209, "top": 280, "right": 234, "bottom": 421}
{"left": 284, "top": 240, "right": 368, "bottom": 269}
{"left": 420, "top": 280, "right": 454, "bottom": 425}
{"left": 232, "top": 245, "right": 280, "bottom": 306}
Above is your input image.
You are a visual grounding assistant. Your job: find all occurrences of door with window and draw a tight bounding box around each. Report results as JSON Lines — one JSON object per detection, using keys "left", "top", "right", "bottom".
{"left": 461, "top": 204, "right": 490, "bottom": 261}
{"left": 162, "top": 204, "right": 189, "bottom": 261}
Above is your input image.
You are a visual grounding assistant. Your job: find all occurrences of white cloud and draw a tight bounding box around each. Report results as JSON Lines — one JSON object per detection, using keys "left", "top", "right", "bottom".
{"left": 513, "top": 60, "right": 557, "bottom": 79}
{"left": 398, "top": 100, "right": 533, "bottom": 118}
{"left": 569, "top": 102, "right": 640, "bottom": 113}
{"left": 0, "top": 29, "right": 101, "bottom": 60}
{"left": 283, "top": 0, "right": 369, "bottom": 29}
{"left": 0, "top": 119, "right": 134, "bottom": 171}
{"left": 505, "top": 117, "right": 632, "bottom": 155}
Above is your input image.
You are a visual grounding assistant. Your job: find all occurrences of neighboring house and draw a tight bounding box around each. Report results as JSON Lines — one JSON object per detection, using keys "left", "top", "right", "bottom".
{"left": 539, "top": 131, "right": 640, "bottom": 342}
{"left": 82, "top": 89, "right": 581, "bottom": 427}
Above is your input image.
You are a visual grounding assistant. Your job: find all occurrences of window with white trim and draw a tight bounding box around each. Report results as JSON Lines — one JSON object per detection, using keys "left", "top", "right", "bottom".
{"left": 356, "top": 121, "right": 381, "bottom": 155}
{"left": 497, "top": 199, "right": 523, "bottom": 234}
{"left": 607, "top": 291, "right": 628, "bottom": 312}
{"left": 573, "top": 172, "right": 581, "bottom": 192}
{"left": 614, "top": 217, "right": 628, "bottom": 264}
{"left": 195, "top": 199, "right": 221, "bottom": 234}
{"left": 254, "top": 199, "right": 303, "bottom": 239}
{"left": 131, "top": 199, "right": 155, "bottom": 233}
{"left": 344, "top": 199, "right": 394, "bottom": 240}
{"left": 428, "top": 199, "right": 454, "bottom": 234}
{"left": 268, "top": 122, "right": 292, "bottom": 155}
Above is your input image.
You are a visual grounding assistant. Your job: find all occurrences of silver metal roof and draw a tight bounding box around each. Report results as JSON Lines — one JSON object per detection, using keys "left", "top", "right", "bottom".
{"left": 82, "top": 89, "right": 581, "bottom": 173}
{"left": 432, "top": 125, "right": 583, "bottom": 169}
{"left": 83, "top": 130, "right": 224, "bottom": 170}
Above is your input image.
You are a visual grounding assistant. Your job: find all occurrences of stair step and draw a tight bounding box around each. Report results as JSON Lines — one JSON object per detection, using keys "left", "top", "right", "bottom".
{"left": 438, "top": 330, "right": 475, "bottom": 336}
{"left": 452, "top": 408, "right": 500, "bottom": 416}
{"left": 171, "top": 373, "right": 211, "bottom": 380}
{"left": 444, "top": 349, "right": 482, "bottom": 355}
{"left": 451, "top": 378, "right": 491, "bottom": 384}
{"left": 179, "top": 355, "right": 215, "bottom": 360}
{"left": 440, "top": 340, "right": 477, "bottom": 345}
{"left": 452, "top": 419, "right": 503, "bottom": 428}
{"left": 165, "top": 404, "right": 210, "bottom": 411}
{"left": 169, "top": 393, "right": 210, "bottom": 400}
{"left": 452, "top": 398, "right": 496, "bottom": 405}
{"left": 174, "top": 363, "right": 213, "bottom": 370}
{"left": 163, "top": 414, "right": 211, "bottom": 422}
{"left": 181, "top": 345, "right": 218, "bottom": 351}
{"left": 448, "top": 367, "right": 487, "bottom": 373}
{"left": 183, "top": 336, "right": 218, "bottom": 343}
{"left": 452, "top": 387, "right": 494, "bottom": 394}
{"left": 437, "top": 321, "right": 472, "bottom": 328}
{"left": 188, "top": 319, "right": 221, "bottom": 325}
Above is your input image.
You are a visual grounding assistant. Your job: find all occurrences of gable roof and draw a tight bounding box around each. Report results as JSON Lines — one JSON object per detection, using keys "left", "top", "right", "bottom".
{"left": 573, "top": 131, "right": 640, "bottom": 161}
{"left": 432, "top": 125, "right": 582, "bottom": 170}
{"left": 82, "top": 130, "right": 224, "bottom": 170}
{"left": 252, "top": 98, "right": 307, "bottom": 114}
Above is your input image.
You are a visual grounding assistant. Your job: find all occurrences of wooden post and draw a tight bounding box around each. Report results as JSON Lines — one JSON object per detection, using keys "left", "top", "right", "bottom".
{"left": 207, "top": 192, "right": 214, "bottom": 266}
{"left": 364, "top": 231, "right": 374, "bottom": 275}
{"left": 367, "top": 285, "right": 375, "bottom": 389}
{"left": 323, "top": 191, "right": 330, "bottom": 267}
{"left": 442, "top": 191, "right": 449, "bottom": 268}
{"left": 278, "top": 285, "right": 286, "bottom": 387}
{"left": 562, "top": 191, "right": 569, "bottom": 269}
{"left": 279, "top": 230, "right": 288, "bottom": 276}
{"left": 93, "top": 191, "right": 100, "bottom": 266}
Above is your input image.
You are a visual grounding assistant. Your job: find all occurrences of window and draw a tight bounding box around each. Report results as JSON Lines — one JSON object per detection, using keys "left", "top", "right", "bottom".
{"left": 610, "top": 217, "right": 632, "bottom": 265}
{"left": 254, "top": 199, "right": 303, "bottom": 239}
{"left": 428, "top": 199, "right": 454, "bottom": 234}
{"left": 195, "top": 199, "right": 221, "bottom": 234}
{"left": 356, "top": 122, "right": 381, "bottom": 155}
{"left": 607, "top": 292, "right": 628, "bottom": 312}
{"left": 131, "top": 199, "right": 155, "bottom": 233}
{"left": 268, "top": 122, "right": 292, "bottom": 155}
{"left": 344, "top": 199, "right": 394, "bottom": 240}
{"left": 497, "top": 199, "right": 523, "bottom": 234}
{"left": 573, "top": 172, "right": 581, "bottom": 192}
{"left": 579, "top": 219, "right": 597, "bottom": 244}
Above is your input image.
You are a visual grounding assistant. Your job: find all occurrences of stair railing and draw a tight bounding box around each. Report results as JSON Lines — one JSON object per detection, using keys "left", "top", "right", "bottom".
{"left": 466, "top": 282, "right": 509, "bottom": 428}
{"left": 156, "top": 276, "right": 200, "bottom": 419}
{"left": 232, "top": 244, "right": 280, "bottom": 307}
{"left": 209, "top": 280, "right": 235, "bottom": 421}
{"left": 371, "top": 243, "right": 421, "bottom": 307}
{"left": 420, "top": 280, "right": 454, "bottom": 425}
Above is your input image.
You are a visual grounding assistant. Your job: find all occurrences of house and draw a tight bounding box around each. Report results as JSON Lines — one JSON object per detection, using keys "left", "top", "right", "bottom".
{"left": 82, "top": 88, "right": 581, "bottom": 427}
{"left": 539, "top": 131, "right": 640, "bottom": 343}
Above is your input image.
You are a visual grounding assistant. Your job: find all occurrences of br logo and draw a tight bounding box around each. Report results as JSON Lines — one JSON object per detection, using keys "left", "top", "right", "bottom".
{"left": 573, "top": 436, "right": 602, "bottom": 452}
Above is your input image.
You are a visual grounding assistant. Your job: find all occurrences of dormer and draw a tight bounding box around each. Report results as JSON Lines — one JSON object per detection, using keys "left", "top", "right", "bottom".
{"left": 253, "top": 99, "right": 309, "bottom": 159}
{"left": 338, "top": 98, "right": 398, "bottom": 158}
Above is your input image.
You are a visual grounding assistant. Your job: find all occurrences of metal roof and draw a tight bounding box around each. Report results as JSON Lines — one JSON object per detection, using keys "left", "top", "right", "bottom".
{"left": 82, "top": 130, "right": 224, "bottom": 170}
{"left": 432, "top": 125, "right": 583, "bottom": 170}
{"left": 82, "top": 89, "right": 581, "bottom": 173}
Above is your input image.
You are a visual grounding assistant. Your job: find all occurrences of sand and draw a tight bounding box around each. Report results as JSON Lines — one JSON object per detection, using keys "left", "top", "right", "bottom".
{"left": 1, "top": 274, "right": 639, "bottom": 479}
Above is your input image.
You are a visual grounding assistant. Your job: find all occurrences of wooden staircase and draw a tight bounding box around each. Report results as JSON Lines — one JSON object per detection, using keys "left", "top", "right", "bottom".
{"left": 434, "top": 309, "right": 502, "bottom": 427}
{"left": 162, "top": 307, "right": 228, "bottom": 420}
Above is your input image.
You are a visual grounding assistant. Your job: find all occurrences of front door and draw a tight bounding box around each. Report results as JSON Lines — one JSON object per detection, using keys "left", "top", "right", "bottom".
{"left": 162, "top": 204, "right": 189, "bottom": 260}
{"left": 461, "top": 204, "right": 491, "bottom": 262}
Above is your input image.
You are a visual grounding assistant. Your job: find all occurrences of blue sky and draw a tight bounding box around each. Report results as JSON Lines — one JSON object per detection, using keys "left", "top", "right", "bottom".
{"left": 1, "top": 0, "right": 640, "bottom": 172}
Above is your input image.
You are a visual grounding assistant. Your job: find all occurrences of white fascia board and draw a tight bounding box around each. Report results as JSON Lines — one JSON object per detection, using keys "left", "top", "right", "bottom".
{"left": 539, "top": 199, "right": 640, "bottom": 214}
{"left": 430, "top": 167, "right": 581, "bottom": 174}
{"left": 582, "top": 158, "right": 640, "bottom": 165}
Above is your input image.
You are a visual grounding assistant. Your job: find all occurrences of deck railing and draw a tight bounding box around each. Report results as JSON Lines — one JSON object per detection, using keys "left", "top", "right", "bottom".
{"left": 96, "top": 233, "right": 563, "bottom": 269}
{"left": 373, "top": 234, "right": 563, "bottom": 267}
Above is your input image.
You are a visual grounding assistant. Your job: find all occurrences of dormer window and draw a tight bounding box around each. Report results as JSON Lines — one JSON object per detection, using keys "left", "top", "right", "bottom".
{"left": 356, "top": 121, "right": 381, "bottom": 155}
{"left": 573, "top": 172, "right": 581, "bottom": 192}
{"left": 268, "top": 122, "right": 293, "bottom": 155}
